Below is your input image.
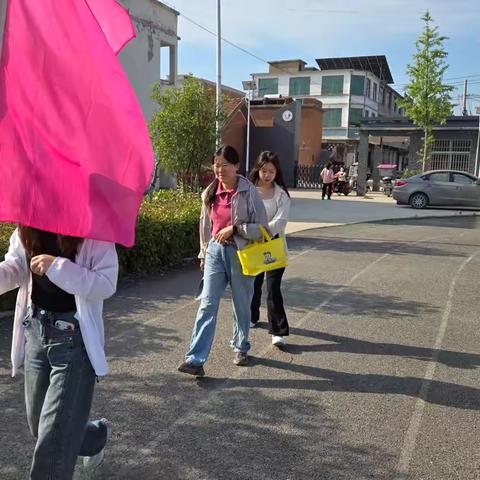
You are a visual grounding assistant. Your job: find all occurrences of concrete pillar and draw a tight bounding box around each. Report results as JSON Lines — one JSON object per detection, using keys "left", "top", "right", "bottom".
{"left": 408, "top": 133, "right": 422, "bottom": 171}
{"left": 372, "top": 145, "right": 382, "bottom": 191}
{"left": 169, "top": 44, "right": 177, "bottom": 86}
{"left": 356, "top": 130, "right": 369, "bottom": 195}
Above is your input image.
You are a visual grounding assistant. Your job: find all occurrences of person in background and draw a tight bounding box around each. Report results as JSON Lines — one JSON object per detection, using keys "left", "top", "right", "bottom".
{"left": 0, "top": 226, "right": 118, "bottom": 479}
{"left": 178, "top": 145, "right": 267, "bottom": 377}
{"left": 249, "top": 151, "right": 291, "bottom": 347}
{"left": 320, "top": 163, "right": 335, "bottom": 200}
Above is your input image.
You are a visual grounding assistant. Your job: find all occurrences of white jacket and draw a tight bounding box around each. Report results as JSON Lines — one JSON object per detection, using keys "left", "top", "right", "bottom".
{"left": 265, "top": 183, "right": 291, "bottom": 238}
{"left": 0, "top": 229, "right": 118, "bottom": 377}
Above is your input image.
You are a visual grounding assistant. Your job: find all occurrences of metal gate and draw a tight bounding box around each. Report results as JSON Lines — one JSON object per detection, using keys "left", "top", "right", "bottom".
{"left": 428, "top": 139, "right": 472, "bottom": 173}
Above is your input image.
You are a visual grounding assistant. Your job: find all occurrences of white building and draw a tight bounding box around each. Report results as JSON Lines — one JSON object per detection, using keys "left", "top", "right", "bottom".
{"left": 117, "top": 0, "right": 179, "bottom": 121}
{"left": 251, "top": 56, "right": 405, "bottom": 164}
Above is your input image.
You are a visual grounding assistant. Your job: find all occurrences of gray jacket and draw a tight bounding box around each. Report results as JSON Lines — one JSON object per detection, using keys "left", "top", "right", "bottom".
{"left": 199, "top": 175, "right": 268, "bottom": 259}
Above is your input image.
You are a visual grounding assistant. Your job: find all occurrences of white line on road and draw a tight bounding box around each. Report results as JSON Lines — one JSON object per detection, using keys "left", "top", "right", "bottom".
{"left": 393, "top": 250, "right": 479, "bottom": 480}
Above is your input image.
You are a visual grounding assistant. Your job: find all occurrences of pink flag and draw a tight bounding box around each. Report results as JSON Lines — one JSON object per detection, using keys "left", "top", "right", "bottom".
{"left": 0, "top": 0, "right": 154, "bottom": 247}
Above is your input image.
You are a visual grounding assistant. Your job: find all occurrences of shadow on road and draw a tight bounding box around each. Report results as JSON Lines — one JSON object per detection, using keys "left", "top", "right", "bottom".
{"left": 283, "top": 277, "right": 439, "bottom": 319}
{"left": 287, "top": 327, "right": 480, "bottom": 370}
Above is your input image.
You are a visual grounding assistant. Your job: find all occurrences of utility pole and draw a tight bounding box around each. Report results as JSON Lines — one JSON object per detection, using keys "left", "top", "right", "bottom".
{"left": 462, "top": 80, "right": 468, "bottom": 116}
{"left": 215, "top": 0, "right": 222, "bottom": 144}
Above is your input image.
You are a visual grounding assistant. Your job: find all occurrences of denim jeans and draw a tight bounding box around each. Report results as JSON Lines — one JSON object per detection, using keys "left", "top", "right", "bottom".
{"left": 23, "top": 308, "right": 107, "bottom": 480}
{"left": 186, "top": 240, "right": 255, "bottom": 366}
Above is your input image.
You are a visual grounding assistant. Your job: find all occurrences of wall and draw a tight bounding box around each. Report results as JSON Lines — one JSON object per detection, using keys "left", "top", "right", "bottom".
{"left": 299, "top": 105, "right": 323, "bottom": 165}
{"left": 117, "top": 0, "right": 178, "bottom": 121}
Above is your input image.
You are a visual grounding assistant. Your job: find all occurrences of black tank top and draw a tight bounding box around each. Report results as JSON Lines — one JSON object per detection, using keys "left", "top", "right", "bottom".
{"left": 29, "top": 231, "right": 77, "bottom": 312}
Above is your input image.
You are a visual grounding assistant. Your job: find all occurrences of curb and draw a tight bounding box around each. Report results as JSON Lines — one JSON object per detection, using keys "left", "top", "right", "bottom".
{"left": 286, "top": 211, "right": 479, "bottom": 236}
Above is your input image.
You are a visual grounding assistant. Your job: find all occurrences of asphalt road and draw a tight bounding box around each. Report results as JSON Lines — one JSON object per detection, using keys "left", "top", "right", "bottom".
{"left": 1, "top": 216, "right": 480, "bottom": 480}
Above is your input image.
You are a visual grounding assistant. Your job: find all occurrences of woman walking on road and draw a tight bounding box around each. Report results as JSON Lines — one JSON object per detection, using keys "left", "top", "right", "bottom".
{"left": 0, "top": 226, "right": 118, "bottom": 479}
{"left": 249, "top": 151, "right": 291, "bottom": 347}
{"left": 178, "top": 145, "right": 268, "bottom": 377}
{"left": 321, "top": 162, "right": 335, "bottom": 200}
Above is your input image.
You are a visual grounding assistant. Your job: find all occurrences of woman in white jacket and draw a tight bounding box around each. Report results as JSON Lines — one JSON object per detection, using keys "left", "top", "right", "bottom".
{"left": 249, "top": 151, "right": 291, "bottom": 346}
{"left": 0, "top": 226, "right": 118, "bottom": 479}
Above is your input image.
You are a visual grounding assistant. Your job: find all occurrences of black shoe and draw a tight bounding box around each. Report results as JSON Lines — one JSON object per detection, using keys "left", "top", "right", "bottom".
{"left": 178, "top": 361, "right": 205, "bottom": 377}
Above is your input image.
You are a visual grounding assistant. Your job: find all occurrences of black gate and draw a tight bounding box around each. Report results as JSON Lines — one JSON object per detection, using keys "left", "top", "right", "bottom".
{"left": 293, "top": 162, "right": 323, "bottom": 189}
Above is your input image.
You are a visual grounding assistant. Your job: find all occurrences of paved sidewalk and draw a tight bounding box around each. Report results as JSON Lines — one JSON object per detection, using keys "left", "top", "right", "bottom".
{"left": 287, "top": 189, "right": 479, "bottom": 234}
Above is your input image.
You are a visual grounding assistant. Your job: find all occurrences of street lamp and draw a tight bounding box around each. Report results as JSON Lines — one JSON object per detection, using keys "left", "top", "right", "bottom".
{"left": 242, "top": 79, "right": 256, "bottom": 174}
{"left": 215, "top": 0, "right": 221, "bottom": 143}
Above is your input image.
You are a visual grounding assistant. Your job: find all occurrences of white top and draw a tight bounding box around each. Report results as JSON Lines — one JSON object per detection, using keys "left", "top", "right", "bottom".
{"left": 259, "top": 183, "right": 291, "bottom": 239}
{"left": 0, "top": 229, "right": 118, "bottom": 377}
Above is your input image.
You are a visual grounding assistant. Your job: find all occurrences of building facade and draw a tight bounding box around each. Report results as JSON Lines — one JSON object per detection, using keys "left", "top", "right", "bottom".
{"left": 117, "top": 0, "right": 179, "bottom": 121}
{"left": 251, "top": 56, "right": 405, "bottom": 166}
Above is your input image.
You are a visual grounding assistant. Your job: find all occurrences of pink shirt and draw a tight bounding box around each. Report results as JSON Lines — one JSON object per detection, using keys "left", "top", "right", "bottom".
{"left": 211, "top": 183, "right": 236, "bottom": 237}
{"left": 321, "top": 168, "right": 335, "bottom": 184}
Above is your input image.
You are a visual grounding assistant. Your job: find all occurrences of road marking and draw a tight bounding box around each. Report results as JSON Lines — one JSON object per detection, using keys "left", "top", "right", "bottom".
{"left": 393, "top": 250, "right": 479, "bottom": 480}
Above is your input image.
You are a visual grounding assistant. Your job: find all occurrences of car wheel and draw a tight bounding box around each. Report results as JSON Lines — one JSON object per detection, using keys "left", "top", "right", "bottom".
{"left": 409, "top": 192, "right": 428, "bottom": 209}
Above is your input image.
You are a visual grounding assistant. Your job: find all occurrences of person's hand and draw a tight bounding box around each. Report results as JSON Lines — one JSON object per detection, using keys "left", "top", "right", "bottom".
{"left": 30, "top": 255, "right": 56, "bottom": 276}
{"left": 214, "top": 226, "right": 234, "bottom": 244}
{"left": 200, "top": 259, "right": 205, "bottom": 271}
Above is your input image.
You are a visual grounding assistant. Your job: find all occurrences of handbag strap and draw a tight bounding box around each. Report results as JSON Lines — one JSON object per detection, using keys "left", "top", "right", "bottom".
{"left": 259, "top": 225, "right": 272, "bottom": 243}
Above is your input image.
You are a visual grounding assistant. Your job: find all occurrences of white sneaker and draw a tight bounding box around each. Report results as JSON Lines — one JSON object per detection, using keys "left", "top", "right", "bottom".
{"left": 83, "top": 419, "right": 111, "bottom": 469}
{"left": 272, "top": 335, "right": 286, "bottom": 347}
{"left": 250, "top": 321, "right": 257, "bottom": 328}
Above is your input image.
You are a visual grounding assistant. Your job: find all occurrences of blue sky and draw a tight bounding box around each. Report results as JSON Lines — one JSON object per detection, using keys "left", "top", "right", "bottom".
{"left": 162, "top": 0, "right": 480, "bottom": 114}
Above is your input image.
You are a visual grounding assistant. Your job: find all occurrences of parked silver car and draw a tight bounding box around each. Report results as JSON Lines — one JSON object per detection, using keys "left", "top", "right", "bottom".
{"left": 393, "top": 170, "right": 480, "bottom": 209}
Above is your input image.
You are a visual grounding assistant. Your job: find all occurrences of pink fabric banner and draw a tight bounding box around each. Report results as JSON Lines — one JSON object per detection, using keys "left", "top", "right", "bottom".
{"left": 0, "top": 0, "right": 154, "bottom": 247}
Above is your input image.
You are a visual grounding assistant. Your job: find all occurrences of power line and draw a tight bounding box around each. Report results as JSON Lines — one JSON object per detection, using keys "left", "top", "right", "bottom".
{"left": 164, "top": 1, "right": 480, "bottom": 102}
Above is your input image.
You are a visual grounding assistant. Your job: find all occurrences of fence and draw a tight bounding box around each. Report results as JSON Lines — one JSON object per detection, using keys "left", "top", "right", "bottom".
{"left": 293, "top": 163, "right": 323, "bottom": 189}
{"left": 428, "top": 139, "right": 473, "bottom": 173}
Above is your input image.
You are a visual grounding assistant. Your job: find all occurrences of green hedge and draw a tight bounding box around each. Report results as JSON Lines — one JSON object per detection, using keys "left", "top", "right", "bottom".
{"left": 0, "top": 191, "right": 202, "bottom": 310}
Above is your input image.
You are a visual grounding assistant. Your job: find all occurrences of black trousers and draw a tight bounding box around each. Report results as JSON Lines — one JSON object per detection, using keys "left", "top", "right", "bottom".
{"left": 251, "top": 267, "right": 289, "bottom": 336}
{"left": 322, "top": 182, "right": 333, "bottom": 199}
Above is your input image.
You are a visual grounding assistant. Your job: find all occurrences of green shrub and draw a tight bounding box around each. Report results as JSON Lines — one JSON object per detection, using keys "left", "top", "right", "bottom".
{"left": 117, "top": 190, "right": 202, "bottom": 275}
{"left": 0, "top": 191, "right": 202, "bottom": 310}
{"left": 401, "top": 169, "right": 422, "bottom": 179}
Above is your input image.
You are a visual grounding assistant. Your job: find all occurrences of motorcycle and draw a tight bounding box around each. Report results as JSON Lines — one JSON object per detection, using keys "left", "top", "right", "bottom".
{"left": 382, "top": 176, "right": 393, "bottom": 197}
{"left": 333, "top": 179, "right": 350, "bottom": 196}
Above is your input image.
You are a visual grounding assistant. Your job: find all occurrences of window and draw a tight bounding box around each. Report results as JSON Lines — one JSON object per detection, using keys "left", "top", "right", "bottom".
{"left": 372, "top": 83, "right": 378, "bottom": 102}
{"left": 350, "top": 75, "right": 365, "bottom": 96}
{"left": 322, "top": 75, "right": 344, "bottom": 95}
{"left": 430, "top": 139, "right": 473, "bottom": 172}
{"left": 289, "top": 77, "right": 310, "bottom": 96}
{"left": 387, "top": 92, "right": 392, "bottom": 109}
{"left": 365, "top": 78, "right": 371, "bottom": 98}
{"left": 379, "top": 86, "right": 385, "bottom": 105}
{"left": 349, "top": 108, "right": 364, "bottom": 126}
{"left": 323, "top": 108, "right": 342, "bottom": 127}
{"left": 428, "top": 172, "right": 450, "bottom": 183}
{"left": 452, "top": 173, "right": 475, "bottom": 184}
{"left": 258, "top": 78, "right": 278, "bottom": 97}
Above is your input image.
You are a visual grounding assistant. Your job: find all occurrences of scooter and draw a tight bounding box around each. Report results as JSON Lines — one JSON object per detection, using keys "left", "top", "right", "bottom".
{"left": 333, "top": 180, "right": 350, "bottom": 196}
{"left": 382, "top": 176, "right": 393, "bottom": 197}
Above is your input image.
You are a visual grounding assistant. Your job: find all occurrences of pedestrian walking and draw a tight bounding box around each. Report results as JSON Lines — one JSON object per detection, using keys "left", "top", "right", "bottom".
{"left": 320, "top": 163, "right": 335, "bottom": 200}
{"left": 178, "top": 145, "right": 268, "bottom": 377}
{"left": 0, "top": 226, "right": 118, "bottom": 479}
{"left": 249, "top": 151, "right": 291, "bottom": 347}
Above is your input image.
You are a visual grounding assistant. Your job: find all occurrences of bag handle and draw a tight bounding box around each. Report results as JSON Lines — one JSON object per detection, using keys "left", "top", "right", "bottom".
{"left": 259, "top": 225, "right": 272, "bottom": 243}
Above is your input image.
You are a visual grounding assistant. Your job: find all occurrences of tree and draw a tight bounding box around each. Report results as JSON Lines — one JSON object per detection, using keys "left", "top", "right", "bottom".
{"left": 399, "top": 11, "right": 454, "bottom": 172}
{"left": 149, "top": 76, "right": 227, "bottom": 191}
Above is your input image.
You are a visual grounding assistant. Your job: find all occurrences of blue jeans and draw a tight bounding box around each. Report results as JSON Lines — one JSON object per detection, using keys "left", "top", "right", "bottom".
{"left": 186, "top": 240, "right": 255, "bottom": 366}
{"left": 24, "top": 309, "right": 107, "bottom": 479}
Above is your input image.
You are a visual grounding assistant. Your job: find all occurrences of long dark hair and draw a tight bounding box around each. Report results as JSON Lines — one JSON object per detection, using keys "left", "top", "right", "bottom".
{"left": 249, "top": 151, "right": 290, "bottom": 197}
{"left": 18, "top": 226, "right": 83, "bottom": 259}
{"left": 204, "top": 145, "right": 240, "bottom": 207}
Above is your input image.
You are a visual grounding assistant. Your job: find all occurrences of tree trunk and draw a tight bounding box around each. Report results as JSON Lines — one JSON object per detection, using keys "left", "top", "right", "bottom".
{"left": 422, "top": 130, "right": 428, "bottom": 172}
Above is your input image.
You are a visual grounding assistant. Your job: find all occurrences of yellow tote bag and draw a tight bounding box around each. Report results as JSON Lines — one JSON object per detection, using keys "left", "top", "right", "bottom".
{"left": 236, "top": 226, "right": 287, "bottom": 276}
